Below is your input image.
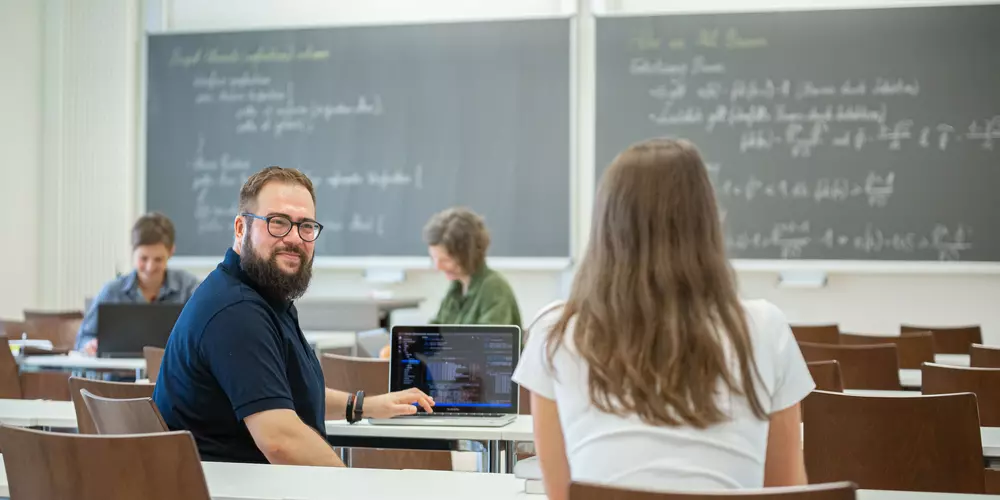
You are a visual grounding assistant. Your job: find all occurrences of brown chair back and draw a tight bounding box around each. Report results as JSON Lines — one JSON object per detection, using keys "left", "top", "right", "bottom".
{"left": 922, "top": 363, "right": 1000, "bottom": 426}
{"left": 806, "top": 361, "right": 844, "bottom": 392}
{"left": 143, "top": 346, "right": 165, "bottom": 384}
{"left": 568, "top": 481, "right": 857, "bottom": 500}
{"left": 839, "top": 332, "right": 934, "bottom": 369}
{"left": 320, "top": 353, "right": 389, "bottom": 396}
{"left": 797, "top": 343, "right": 900, "bottom": 390}
{"left": 971, "top": 344, "right": 1000, "bottom": 368}
{"left": 69, "top": 377, "right": 156, "bottom": 434}
{"left": 0, "top": 425, "right": 210, "bottom": 500}
{"left": 0, "top": 336, "right": 24, "bottom": 398}
{"left": 0, "top": 319, "right": 26, "bottom": 339}
{"left": 901, "top": 324, "right": 982, "bottom": 354}
{"left": 791, "top": 324, "right": 840, "bottom": 345}
{"left": 320, "top": 354, "right": 450, "bottom": 471}
{"left": 20, "top": 372, "right": 72, "bottom": 401}
{"left": 81, "top": 390, "right": 168, "bottom": 435}
{"left": 23, "top": 310, "right": 84, "bottom": 351}
{"left": 803, "top": 391, "right": 984, "bottom": 493}
{"left": 519, "top": 383, "right": 532, "bottom": 415}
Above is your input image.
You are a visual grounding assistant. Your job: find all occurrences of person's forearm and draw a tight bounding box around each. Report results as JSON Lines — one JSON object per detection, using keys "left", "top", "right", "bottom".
{"left": 325, "top": 388, "right": 351, "bottom": 420}
{"left": 262, "top": 423, "right": 345, "bottom": 467}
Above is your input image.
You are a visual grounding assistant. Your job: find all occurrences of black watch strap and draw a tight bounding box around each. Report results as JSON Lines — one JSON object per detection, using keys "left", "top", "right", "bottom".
{"left": 346, "top": 393, "right": 356, "bottom": 424}
{"left": 354, "top": 390, "right": 365, "bottom": 422}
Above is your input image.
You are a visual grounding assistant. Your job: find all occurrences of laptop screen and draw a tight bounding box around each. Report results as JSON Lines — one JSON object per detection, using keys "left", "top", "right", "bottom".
{"left": 389, "top": 325, "right": 521, "bottom": 415}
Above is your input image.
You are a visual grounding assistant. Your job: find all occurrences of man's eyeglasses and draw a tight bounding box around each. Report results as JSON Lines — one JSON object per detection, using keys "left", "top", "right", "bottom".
{"left": 241, "top": 213, "right": 324, "bottom": 242}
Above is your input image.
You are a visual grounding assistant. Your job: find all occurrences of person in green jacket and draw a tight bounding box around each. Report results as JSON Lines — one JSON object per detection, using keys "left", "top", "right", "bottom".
{"left": 424, "top": 207, "right": 522, "bottom": 328}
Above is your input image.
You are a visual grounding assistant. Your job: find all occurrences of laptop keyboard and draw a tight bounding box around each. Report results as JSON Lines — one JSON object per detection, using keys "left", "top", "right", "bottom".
{"left": 405, "top": 413, "right": 501, "bottom": 418}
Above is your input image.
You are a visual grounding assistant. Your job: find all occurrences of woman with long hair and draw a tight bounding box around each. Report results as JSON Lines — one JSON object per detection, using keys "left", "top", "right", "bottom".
{"left": 512, "top": 138, "right": 814, "bottom": 498}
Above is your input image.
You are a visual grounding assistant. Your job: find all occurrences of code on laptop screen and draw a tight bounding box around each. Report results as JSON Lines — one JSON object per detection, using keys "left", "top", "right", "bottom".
{"left": 393, "top": 331, "right": 516, "bottom": 410}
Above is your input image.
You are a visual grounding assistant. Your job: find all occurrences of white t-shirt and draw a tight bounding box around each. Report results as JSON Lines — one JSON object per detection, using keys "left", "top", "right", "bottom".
{"left": 511, "top": 299, "right": 815, "bottom": 492}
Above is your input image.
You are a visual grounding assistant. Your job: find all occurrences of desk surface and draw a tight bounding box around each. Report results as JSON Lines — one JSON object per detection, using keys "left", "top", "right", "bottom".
{"left": 302, "top": 331, "right": 356, "bottom": 350}
{"left": 0, "top": 399, "right": 76, "bottom": 428}
{"left": 935, "top": 354, "right": 970, "bottom": 367}
{"left": 899, "top": 369, "right": 921, "bottom": 389}
{"left": 18, "top": 353, "right": 145, "bottom": 371}
{"left": 0, "top": 456, "right": 994, "bottom": 500}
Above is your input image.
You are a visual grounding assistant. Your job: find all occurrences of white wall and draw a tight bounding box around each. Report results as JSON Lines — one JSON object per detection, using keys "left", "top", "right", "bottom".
{"left": 25, "top": 0, "right": 1000, "bottom": 342}
{"left": 0, "top": 0, "right": 42, "bottom": 318}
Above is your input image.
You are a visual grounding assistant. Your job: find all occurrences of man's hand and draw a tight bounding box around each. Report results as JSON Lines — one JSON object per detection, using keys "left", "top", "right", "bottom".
{"left": 83, "top": 338, "right": 98, "bottom": 356}
{"left": 364, "top": 388, "right": 435, "bottom": 419}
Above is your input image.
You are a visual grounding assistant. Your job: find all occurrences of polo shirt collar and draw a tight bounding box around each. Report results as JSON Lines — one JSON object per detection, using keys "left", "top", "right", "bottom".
{"left": 119, "top": 269, "right": 183, "bottom": 297}
{"left": 221, "top": 248, "right": 292, "bottom": 312}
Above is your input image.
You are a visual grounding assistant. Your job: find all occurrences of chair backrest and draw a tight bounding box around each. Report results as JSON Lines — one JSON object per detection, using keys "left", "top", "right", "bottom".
{"left": 922, "top": 363, "right": 1000, "bottom": 426}
{"left": 0, "top": 336, "right": 23, "bottom": 399}
{"left": 294, "top": 300, "right": 381, "bottom": 331}
{"left": 143, "top": 346, "right": 165, "bottom": 384}
{"left": 69, "top": 377, "right": 157, "bottom": 434}
{"left": 320, "top": 353, "right": 389, "bottom": 395}
{"left": 790, "top": 324, "right": 840, "bottom": 345}
{"left": 568, "top": 481, "right": 857, "bottom": 500}
{"left": 806, "top": 360, "right": 844, "bottom": 392}
{"left": 797, "top": 343, "right": 900, "bottom": 390}
{"left": 0, "top": 425, "right": 210, "bottom": 500}
{"left": 970, "top": 344, "right": 1000, "bottom": 368}
{"left": 81, "top": 390, "right": 168, "bottom": 435}
{"left": 838, "top": 331, "right": 934, "bottom": 369}
{"left": 901, "top": 324, "right": 982, "bottom": 354}
{"left": 0, "top": 319, "right": 26, "bottom": 339}
{"left": 803, "top": 391, "right": 984, "bottom": 493}
{"left": 23, "top": 309, "right": 84, "bottom": 350}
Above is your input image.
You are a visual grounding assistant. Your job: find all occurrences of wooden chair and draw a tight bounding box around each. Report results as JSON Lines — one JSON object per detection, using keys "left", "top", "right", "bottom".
{"left": 23, "top": 309, "right": 84, "bottom": 351}
{"left": 0, "top": 319, "right": 26, "bottom": 339}
{"left": 901, "top": 324, "right": 982, "bottom": 354}
{"left": 806, "top": 361, "right": 844, "bottom": 392}
{"left": 797, "top": 343, "right": 900, "bottom": 390}
{"left": 0, "top": 335, "right": 71, "bottom": 400}
{"left": 0, "top": 425, "right": 210, "bottom": 500}
{"left": 839, "top": 331, "right": 934, "bottom": 369}
{"left": 971, "top": 344, "right": 1000, "bottom": 368}
{"left": 569, "top": 481, "right": 857, "bottom": 500}
{"left": 320, "top": 353, "right": 451, "bottom": 471}
{"left": 790, "top": 324, "right": 840, "bottom": 345}
{"left": 81, "top": 390, "right": 168, "bottom": 434}
{"left": 803, "top": 391, "right": 985, "bottom": 493}
{"left": 143, "top": 346, "right": 165, "bottom": 383}
{"left": 922, "top": 363, "right": 1000, "bottom": 426}
{"left": 69, "top": 377, "right": 156, "bottom": 434}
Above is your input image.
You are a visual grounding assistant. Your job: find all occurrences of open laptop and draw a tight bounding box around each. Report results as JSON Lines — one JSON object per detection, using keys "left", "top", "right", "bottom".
{"left": 368, "top": 324, "right": 521, "bottom": 427}
{"left": 356, "top": 328, "right": 390, "bottom": 358}
{"left": 97, "top": 303, "right": 184, "bottom": 358}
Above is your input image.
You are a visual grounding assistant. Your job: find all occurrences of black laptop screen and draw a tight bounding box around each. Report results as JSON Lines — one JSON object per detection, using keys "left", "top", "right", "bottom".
{"left": 390, "top": 327, "right": 519, "bottom": 414}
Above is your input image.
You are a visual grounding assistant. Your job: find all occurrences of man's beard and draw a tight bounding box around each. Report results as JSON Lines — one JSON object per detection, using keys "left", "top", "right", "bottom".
{"left": 240, "top": 229, "right": 314, "bottom": 302}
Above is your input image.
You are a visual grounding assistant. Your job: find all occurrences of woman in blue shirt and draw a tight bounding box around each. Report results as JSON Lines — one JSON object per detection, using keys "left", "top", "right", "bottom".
{"left": 75, "top": 213, "right": 201, "bottom": 355}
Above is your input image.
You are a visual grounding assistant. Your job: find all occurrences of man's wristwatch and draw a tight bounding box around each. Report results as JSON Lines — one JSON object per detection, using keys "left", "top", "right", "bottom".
{"left": 353, "top": 390, "right": 365, "bottom": 422}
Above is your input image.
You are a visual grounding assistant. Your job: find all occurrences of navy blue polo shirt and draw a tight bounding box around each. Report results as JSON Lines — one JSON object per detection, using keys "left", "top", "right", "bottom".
{"left": 152, "top": 248, "right": 327, "bottom": 463}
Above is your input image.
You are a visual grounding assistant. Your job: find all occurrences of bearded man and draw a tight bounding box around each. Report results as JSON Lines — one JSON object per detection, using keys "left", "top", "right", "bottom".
{"left": 153, "top": 166, "right": 433, "bottom": 465}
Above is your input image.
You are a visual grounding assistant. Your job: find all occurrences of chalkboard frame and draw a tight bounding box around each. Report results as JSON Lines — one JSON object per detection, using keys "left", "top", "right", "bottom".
{"left": 138, "top": 14, "right": 577, "bottom": 271}
{"left": 592, "top": 4, "right": 1000, "bottom": 273}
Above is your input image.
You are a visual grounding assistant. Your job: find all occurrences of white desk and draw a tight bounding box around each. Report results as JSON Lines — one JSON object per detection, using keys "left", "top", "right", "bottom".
{"left": 0, "top": 456, "right": 994, "bottom": 500}
{"left": 17, "top": 353, "right": 146, "bottom": 379}
{"left": 899, "top": 369, "right": 921, "bottom": 389}
{"left": 845, "top": 389, "right": 921, "bottom": 398}
{"left": 303, "top": 331, "right": 356, "bottom": 351}
{"left": 935, "top": 354, "right": 971, "bottom": 367}
{"left": 0, "top": 399, "right": 76, "bottom": 428}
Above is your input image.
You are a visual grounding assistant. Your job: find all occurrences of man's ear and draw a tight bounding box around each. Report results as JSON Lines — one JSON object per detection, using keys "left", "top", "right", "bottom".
{"left": 234, "top": 215, "right": 245, "bottom": 241}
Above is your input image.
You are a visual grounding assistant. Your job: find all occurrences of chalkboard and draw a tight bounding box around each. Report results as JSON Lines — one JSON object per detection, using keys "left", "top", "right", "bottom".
{"left": 146, "top": 19, "right": 571, "bottom": 258}
{"left": 596, "top": 5, "right": 1000, "bottom": 262}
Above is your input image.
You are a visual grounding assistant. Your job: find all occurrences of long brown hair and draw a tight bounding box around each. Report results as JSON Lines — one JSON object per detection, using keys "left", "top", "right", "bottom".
{"left": 548, "top": 138, "right": 765, "bottom": 428}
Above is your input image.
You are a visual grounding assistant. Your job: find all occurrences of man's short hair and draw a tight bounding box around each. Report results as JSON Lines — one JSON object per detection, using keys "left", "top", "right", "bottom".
{"left": 238, "top": 166, "right": 316, "bottom": 215}
{"left": 132, "top": 213, "right": 176, "bottom": 249}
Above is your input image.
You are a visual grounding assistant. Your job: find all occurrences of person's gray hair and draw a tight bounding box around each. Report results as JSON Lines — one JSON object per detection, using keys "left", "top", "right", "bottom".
{"left": 422, "top": 207, "right": 491, "bottom": 275}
